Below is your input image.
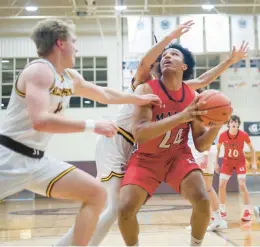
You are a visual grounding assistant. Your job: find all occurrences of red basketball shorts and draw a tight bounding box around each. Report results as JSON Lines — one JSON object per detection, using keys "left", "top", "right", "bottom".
{"left": 220, "top": 157, "right": 246, "bottom": 180}
{"left": 121, "top": 151, "right": 201, "bottom": 196}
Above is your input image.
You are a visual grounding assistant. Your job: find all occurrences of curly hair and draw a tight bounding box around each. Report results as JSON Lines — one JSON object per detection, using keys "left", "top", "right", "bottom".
{"left": 157, "top": 43, "right": 195, "bottom": 80}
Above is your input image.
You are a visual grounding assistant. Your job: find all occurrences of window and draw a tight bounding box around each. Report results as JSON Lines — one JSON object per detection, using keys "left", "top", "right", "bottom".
{"left": 193, "top": 54, "right": 221, "bottom": 90}
{"left": 71, "top": 56, "right": 108, "bottom": 108}
{"left": 1, "top": 56, "right": 108, "bottom": 109}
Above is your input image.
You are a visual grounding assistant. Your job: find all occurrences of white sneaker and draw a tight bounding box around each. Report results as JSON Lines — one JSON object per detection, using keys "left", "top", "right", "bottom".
{"left": 186, "top": 225, "right": 192, "bottom": 231}
{"left": 254, "top": 206, "right": 260, "bottom": 224}
{"left": 207, "top": 219, "right": 228, "bottom": 231}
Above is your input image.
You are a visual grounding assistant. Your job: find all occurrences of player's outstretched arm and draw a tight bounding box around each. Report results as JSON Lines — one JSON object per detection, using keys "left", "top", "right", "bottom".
{"left": 132, "top": 86, "right": 207, "bottom": 143}
{"left": 191, "top": 120, "right": 222, "bottom": 152}
{"left": 132, "top": 20, "right": 194, "bottom": 89}
{"left": 25, "top": 63, "right": 117, "bottom": 136}
{"left": 185, "top": 41, "right": 249, "bottom": 90}
{"left": 69, "top": 69, "right": 161, "bottom": 106}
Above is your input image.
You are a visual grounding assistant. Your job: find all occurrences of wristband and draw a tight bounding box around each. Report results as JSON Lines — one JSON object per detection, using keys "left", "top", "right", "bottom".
{"left": 84, "top": 120, "right": 96, "bottom": 132}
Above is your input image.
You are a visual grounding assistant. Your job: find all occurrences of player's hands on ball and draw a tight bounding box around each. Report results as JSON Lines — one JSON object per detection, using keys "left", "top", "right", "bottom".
{"left": 136, "top": 94, "right": 162, "bottom": 107}
{"left": 94, "top": 120, "right": 118, "bottom": 138}
{"left": 180, "top": 96, "right": 207, "bottom": 122}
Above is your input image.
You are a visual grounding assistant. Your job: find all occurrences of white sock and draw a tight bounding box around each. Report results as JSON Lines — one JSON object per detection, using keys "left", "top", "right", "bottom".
{"left": 244, "top": 205, "right": 250, "bottom": 211}
{"left": 220, "top": 204, "right": 226, "bottom": 212}
{"left": 55, "top": 177, "right": 121, "bottom": 246}
{"left": 213, "top": 209, "right": 222, "bottom": 222}
{"left": 191, "top": 236, "right": 203, "bottom": 246}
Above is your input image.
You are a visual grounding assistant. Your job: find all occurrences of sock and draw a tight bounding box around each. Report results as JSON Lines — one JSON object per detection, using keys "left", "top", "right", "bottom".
{"left": 244, "top": 205, "right": 250, "bottom": 211}
{"left": 191, "top": 236, "right": 203, "bottom": 246}
{"left": 220, "top": 204, "right": 226, "bottom": 212}
{"left": 213, "top": 209, "right": 222, "bottom": 222}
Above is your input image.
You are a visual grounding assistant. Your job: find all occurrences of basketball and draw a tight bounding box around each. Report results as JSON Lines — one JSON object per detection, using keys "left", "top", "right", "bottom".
{"left": 197, "top": 89, "right": 233, "bottom": 127}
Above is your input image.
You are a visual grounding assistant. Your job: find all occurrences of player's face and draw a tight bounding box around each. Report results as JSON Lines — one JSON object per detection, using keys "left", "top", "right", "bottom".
{"left": 61, "top": 32, "right": 78, "bottom": 68}
{"left": 160, "top": 48, "right": 185, "bottom": 74}
{"left": 229, "top": 120, "right": 239, "bottom": 129}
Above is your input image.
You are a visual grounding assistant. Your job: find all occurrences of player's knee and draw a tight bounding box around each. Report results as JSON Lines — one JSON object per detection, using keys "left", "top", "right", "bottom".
{"left": 118, "top": 199, "right": 137, "bottom": 221}
{"left": 239, "top": 182, "right": 247, "bottom": 192}
{"left": 219, "top": 181, "right": 227, "bottom": 190}
{"left": 191, "top": 189, "right": 210, "bottom": 215}
{"left": 85, "top": 183, "right": 107, "bottom": 211}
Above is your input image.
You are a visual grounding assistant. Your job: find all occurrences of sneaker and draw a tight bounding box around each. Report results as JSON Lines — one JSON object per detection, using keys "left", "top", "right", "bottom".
{"left": 241, "top": 210, "right": 251, "bottom": 221}
{"left": 254, "top": 206, "right": 260, "bottom": 223}
{"left": 207, "top": 219, "right": 228, "bottom": 231}
{"left": 221, "top": 211, "right": 227, "bottom": 220}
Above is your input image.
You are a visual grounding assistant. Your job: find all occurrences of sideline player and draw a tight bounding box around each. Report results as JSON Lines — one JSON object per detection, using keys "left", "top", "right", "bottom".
{"left": 56, "top": 23, "right": 248, "bottom": 246}
{"left": 215, "top": 115, "right": 257, "bottom": 221}
{"left": 0, "top": 18, "right": 161, "bottom": 246}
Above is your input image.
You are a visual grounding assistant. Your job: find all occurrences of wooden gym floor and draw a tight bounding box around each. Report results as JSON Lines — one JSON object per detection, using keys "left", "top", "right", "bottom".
{"left": 0, "top": 194, "right": 260, "bottom": 246}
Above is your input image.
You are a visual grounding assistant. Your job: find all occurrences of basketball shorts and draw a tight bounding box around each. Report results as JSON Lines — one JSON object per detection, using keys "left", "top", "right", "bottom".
{"left": 220, "top": 157, "right": 246, "bottom": 180}
{"left": 121, "top": 151, "right": 201, "bottom": 196}
{"left": 0, "top": 145, "right": 76, "bottom": 200}
{"left": 95, "top": 135, "right": 133, "bottom": 182}
{"left": 190, "top": 144, "right": 217, "bottom": 175}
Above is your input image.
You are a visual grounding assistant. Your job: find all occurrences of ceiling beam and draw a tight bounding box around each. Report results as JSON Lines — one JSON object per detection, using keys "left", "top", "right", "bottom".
{"left": 1, "top": 3, "right": 260, "bottom": 10}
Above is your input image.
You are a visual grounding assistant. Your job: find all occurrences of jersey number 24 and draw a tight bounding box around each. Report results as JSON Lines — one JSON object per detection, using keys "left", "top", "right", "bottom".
{"left": 159, "top": 129, "right": 183, "bottom": 148}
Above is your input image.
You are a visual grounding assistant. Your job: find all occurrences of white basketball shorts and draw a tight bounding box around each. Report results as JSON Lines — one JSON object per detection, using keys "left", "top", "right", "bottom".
{"left": 190, "top": 144, "right": 217, "bottom": 175}
{"left": 95, "top": 134, "right": 133, "bottom": 182}
{"left": 0, "top": 145, "right": 75, "bottom": 200}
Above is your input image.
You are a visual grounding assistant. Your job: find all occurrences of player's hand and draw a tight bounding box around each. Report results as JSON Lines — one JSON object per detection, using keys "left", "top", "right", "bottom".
{"left": 94, "top": 120, "right": 118, "bottom": 138}
{"left": 179, "top": 96, "right": 207, "bottom": 123}
{"left": 229, "top": 41, "right": 249, "bottom": 64}
{"left": 252, "top": 163, "right": 257, "bottom": 173}
{"left": 215, "top": 164, "right": 220, "bottom": 174}
{"left": 136, "top": 94, "right": 162, "bottom": 107}
{"left": 169, "top": 20, "right": 194, "bottom": 39}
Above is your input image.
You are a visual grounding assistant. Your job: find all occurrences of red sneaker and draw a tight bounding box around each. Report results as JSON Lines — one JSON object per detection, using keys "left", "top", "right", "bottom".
{"left": 241, "top": 210, "right": 251, "bottom": 221}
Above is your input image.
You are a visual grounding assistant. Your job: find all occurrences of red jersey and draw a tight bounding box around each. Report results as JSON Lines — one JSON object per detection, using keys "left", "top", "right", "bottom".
{"left": 218, "top": 130, "right": 250, "bottom": 161}
{"left": 135, "top": 79, "right": 195, "bottom": 155}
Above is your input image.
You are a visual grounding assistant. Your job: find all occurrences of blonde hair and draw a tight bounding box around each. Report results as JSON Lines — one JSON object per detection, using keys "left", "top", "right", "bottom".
{"left": 30, "top": 18, "right": 75, "bottom": 57}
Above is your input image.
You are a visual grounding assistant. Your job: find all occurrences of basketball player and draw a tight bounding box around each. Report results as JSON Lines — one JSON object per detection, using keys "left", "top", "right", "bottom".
{"left": 0, "top": 18, "right": 162, "bottom": 246}
{"left": 215, "top": 115, "right": 257, "bottom": 221}
{"left": 117, "top": 43, "right": 226, "bottom": 246}
{"left": 55, "top": 22, "right": 248, "bottom": 246}
{"left": 254, "top": 206, "right": 260, "bottom": 223}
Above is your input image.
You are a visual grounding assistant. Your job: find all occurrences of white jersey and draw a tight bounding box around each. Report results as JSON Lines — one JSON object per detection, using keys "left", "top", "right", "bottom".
{"left": 0, "top": 58, "right": 74, "bottom": 151}
{"left": 95, "top": 87, "right": 135, "bottom": 179}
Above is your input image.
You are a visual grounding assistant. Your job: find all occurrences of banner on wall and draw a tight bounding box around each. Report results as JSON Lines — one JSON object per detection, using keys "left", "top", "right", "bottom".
{"left": 205, "top": 14, "right": 230, "bottom": 52}
{"left": 153, "top": 17, "right": 177, "bottom": 43}
{"left": 225, "top": 60, "right": 247, "bottom": 88}
{"left": 179, "top": 15, "right": 204, "bottom": 53}
{"left": 244, "top": 122, "right": 260, "bottom": 136}
{"left": 231, "top": 16, "right": 255, "bottom": 50}
{"left": 122, "top": 57, "right": 140, "bottom": 88}
{"left": 127, "top": 16, "right": 152, "bottom": 53}
{"left": 250, "top": 59, "right": 260, "bottom": 88}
